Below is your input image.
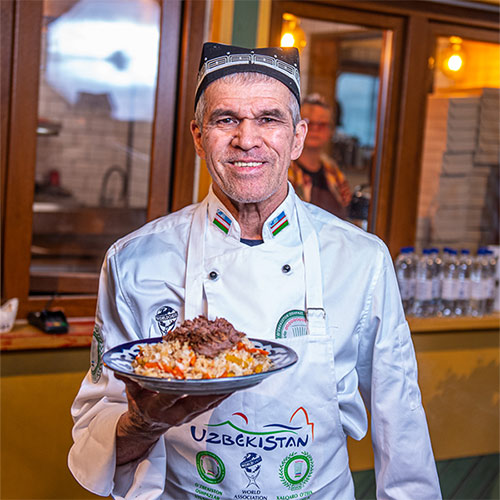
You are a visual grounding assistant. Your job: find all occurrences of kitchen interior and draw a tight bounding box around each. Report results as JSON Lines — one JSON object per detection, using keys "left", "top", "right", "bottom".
{"left": 1, "top": 0, "right": 499, "bottom": 498}
{"left": 31, "top": 0, "right": 157, "bottom": 295}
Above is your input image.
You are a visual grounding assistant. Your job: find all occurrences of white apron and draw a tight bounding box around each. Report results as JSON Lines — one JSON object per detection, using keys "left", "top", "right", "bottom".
{"left": 163, "top": 198, "right": 354, "bottom": 499}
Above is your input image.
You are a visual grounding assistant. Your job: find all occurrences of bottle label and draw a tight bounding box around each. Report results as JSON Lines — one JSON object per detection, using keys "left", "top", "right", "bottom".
{"left": 471, "top": 280, "right": 487, "bottom": 300}
{"left": 442, "top": 278, "right": 458, "bottom": 300}
{"left": 415, "top": 280, "right": 432, "bottom": 300}
{"left": 398, "top": 278, "right": 414, "bottom": 300}
{"left": 432, "top": 277, "right": 441, "bottom": 299}
{"left": 457, "top": 280, "right": 471, "bottom": 300}
{"left": 485, "top": 278, "right": 495, "bottom": 299}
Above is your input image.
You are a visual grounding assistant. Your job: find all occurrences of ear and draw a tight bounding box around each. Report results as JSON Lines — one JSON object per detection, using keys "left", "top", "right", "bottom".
{"left": 291, "top": 119, "right": 308, "bottom": 161}
{"left": 190, "top": 120, "right": 206, "bottom": 159}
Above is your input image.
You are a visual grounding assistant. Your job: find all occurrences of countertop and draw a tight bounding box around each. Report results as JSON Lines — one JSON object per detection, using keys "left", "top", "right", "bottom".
{"left": 1, "top": 314, "right": 498, "bottom": 352}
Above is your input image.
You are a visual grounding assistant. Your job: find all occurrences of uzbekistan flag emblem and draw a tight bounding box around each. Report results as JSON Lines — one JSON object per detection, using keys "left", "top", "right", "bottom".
{"left": 213, "top": 209, "right": 232, "bottom": 234}
{"left": 269, "top": 211, "right": 289, "bottom": 236}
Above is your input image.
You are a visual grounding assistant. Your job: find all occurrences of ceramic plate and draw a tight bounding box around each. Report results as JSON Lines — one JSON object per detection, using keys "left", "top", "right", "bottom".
{"left": 103, "top": 337, "right": 298, "bottom": 395}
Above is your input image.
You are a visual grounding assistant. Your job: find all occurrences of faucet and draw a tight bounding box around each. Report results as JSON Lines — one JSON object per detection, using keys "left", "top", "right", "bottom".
{"left": 99, "top": 165, "right": 128, "bottom": 207}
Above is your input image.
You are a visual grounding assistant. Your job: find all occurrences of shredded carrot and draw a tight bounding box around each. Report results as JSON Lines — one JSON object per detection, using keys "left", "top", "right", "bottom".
{"left": 172, "top": 365, "right": 185, "bottom": 379}
{"left": 249, "top": 348, "right": 269, "bottom": 356}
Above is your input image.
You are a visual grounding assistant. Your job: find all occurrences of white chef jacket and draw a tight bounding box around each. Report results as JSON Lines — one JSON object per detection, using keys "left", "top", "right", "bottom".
{"left": 68, "top": 184, "right": 441, "bottom": 499}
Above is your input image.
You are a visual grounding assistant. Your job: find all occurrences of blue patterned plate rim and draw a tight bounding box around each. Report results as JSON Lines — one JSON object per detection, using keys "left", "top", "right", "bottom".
{"left": 103, "top": 337, "right": 298, "bottom": 391}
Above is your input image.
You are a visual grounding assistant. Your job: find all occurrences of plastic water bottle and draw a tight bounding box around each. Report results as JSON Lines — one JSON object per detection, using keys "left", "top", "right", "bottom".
{"left": 395, "top": 246, "right": 416, "bottom": 315}
{"left": 441, "top": 248, "right": 459, "bottom": 317}
{"left": 455, "top": 249, "right": 472, "bottom": 316}
{"left": 485, "top": 249, "right": 497, "bottom": 314}
{"left": 470, "top": 248, "right": 489, "bottom": 317}
{"left": 414, "top": 249, "right": 435, "bottom": 317}
{"left": 430, "top": 248, "right": 443, "bottom": 316}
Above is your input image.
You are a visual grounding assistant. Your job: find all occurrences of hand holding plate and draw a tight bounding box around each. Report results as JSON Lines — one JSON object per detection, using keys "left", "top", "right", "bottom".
{"left": 115, "top": 373, "right": 230, "bottom": 465}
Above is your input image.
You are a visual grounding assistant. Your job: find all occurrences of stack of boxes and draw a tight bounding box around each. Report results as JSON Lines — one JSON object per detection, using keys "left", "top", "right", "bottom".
{"left": 417, "top": 88, "right": 499, "bottom": 249}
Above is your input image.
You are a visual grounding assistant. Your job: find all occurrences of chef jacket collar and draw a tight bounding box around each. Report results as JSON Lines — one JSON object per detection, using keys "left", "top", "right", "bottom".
{"left": 206, "top": 183, "right": 296, "bottom": 243}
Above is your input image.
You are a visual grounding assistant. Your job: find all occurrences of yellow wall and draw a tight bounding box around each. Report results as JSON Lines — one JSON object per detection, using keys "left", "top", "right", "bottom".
{"left": 0, "top": 350, "right": 105, "bottom": 499}
{"left": 348, "top": 327, "right": 499, "bottom": 470}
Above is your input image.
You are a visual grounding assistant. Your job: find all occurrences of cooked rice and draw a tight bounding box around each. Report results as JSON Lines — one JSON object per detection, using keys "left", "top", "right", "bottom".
{"left": 132, "top": 336, "right": 272, "bottom": 379}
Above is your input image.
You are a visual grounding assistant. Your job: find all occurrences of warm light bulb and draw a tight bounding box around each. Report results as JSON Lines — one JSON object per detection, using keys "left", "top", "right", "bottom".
{"left": 438, "top": 35, "right": 466, "bottom": 79}
{"left": 281, "top": 32, "right": 295, "bottom": 48}
{"left": 280, "top": 13, "right": 306, "bottom": 51}
{"left": 447, "top": 54, "right": 463, "bottom": 72}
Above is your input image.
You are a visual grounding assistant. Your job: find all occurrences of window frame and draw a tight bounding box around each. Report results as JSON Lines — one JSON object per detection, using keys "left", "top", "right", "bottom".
{"left": 269, "top": 0, "right": 499, "bottom": 256}
{"left": 270, "top": 0, "right": 406, "bottom": 243}
{"left": 1, "top": 0, "right": 206, "bottom": 318}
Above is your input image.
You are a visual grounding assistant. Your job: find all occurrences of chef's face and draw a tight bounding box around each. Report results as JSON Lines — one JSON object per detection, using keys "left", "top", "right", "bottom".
{"left": 191, "top": 76, "right": 307, "bottom": 206}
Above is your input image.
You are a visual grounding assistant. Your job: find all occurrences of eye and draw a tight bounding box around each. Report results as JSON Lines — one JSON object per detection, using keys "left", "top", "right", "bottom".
{"left": 260, "top": 117, "right": 276, "bottom": 124}
{"left": 216, "top": 117, "right": 237, "bottom": 126}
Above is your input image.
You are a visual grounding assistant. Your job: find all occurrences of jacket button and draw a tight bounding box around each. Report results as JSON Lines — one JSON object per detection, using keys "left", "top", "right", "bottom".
{"left": 209, "top": 271, "right": 219, "bottom": 281}
{"left": 282, "top": 264, "right": 291, "bottom": 274}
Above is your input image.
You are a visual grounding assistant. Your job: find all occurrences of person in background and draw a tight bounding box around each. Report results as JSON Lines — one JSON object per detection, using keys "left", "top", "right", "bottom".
{"left": 68, "top": 42, "right": 441, "bottom": 499}
{"left": 289, "top": 93, "right": 352, "bottom": 218}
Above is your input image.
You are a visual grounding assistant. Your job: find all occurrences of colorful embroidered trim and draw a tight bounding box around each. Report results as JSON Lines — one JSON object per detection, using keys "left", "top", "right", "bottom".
{"left": 269, "top": 211, "right": 289, "bottom": 236}
{"left": 213, "top": 209, "right": 232, "bottom": 234}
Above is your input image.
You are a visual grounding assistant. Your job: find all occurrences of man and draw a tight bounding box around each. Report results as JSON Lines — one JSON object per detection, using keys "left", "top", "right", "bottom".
{"left": 289, "top": 94, "right": 352, "bottom": 219}
{"left": 69, "top": 43, "right": 441, "bottom": 499}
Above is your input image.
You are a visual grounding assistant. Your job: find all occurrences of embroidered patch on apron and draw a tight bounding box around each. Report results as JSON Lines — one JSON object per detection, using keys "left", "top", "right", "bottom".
{"left": 279, "top": 451, "right": 314, "bottom": 491}
{"left": 90, "top": 324, "right": 104, "bottom": 383}
{"left": 275, "top": 310, "right": 307, "bottom": 338}
{"left": 196, "top": 451, "right": 226, "bottom": 484}
{"left": 155, "top": 305, "right": 178, "bottom": 334}
{"left": 240, "top": 452, "right": 263, "bottom": 490}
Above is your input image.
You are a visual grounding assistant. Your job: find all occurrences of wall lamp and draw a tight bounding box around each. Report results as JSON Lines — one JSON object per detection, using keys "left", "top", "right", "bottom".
{"left": 280, "top": 13, "right": 306, "bottom": 51}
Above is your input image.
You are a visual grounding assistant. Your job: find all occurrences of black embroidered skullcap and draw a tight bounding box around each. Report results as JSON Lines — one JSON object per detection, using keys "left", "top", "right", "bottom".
{"left": 195, "top": 42, "right": 301, "bottom": 108}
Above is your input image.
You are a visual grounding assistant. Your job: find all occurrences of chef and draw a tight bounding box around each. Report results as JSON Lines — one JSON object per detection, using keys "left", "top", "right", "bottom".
{"left": 68, "top": 43, "right": 441, "bottom": 499}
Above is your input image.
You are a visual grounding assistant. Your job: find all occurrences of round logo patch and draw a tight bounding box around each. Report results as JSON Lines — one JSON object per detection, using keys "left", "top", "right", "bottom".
{"left": 275, "top": 310, "right": 307, "bottom": 338}
{"left": 196, "top": 451, "right": 226, "bottom": 484}
{"left": 90, "top": 324, "right": 104, "bottom": 383}
{"left": 279, "top": 451, "right": 314, "bottom": 491}
{"left": 155, "top": 305, "right": 178, "bottom": 334}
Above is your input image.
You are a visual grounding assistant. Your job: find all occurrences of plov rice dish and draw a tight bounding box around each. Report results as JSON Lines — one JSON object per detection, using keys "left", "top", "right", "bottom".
{"left": 132, "top": 316, "right": 272, "bottom": 380}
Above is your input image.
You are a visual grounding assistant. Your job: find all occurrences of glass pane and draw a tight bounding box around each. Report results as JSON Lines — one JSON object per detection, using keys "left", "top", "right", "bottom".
{"left": 281, "top": 15, "right": 385, "bottom": 230}
{"left": 416, "top": 37, "right": 499, "bottom": 251}
{"left": 31, "top": 0, "right": 160, "bottom": 295}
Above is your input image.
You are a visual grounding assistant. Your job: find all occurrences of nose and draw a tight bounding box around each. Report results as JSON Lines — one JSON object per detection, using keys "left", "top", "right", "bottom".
{"left": 231, "top": 119, "right": 262, "bottom": 150}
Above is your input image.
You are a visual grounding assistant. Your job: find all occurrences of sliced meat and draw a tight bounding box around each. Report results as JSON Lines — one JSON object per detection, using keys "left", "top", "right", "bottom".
{"left": 165, "top": 316, "right": 245, "bottom": 358}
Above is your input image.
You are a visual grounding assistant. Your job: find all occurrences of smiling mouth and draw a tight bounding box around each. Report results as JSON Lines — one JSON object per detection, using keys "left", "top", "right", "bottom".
{"left": 232, "top": 161, "right": 264, "bottom": 167}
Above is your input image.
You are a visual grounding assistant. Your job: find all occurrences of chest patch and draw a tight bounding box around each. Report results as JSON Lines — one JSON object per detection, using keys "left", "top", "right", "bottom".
{"left": 275, "top": 310, "right": 307, "bottom": 338}
{"left": 155, "top": 305, "right": 178, "bottom": 334}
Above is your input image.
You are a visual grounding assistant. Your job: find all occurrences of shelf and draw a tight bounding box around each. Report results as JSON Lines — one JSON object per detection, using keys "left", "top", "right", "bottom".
{"left": 408, "top": 313, "right": 499, "bottom": 333}
{"left": 0, "top": 318, "right": 94, "bottom": 351}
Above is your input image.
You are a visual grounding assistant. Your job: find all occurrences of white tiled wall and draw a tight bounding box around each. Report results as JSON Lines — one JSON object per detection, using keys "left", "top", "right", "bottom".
{"left": 36, "top": 54, "right": 152, "bottom": 209}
